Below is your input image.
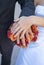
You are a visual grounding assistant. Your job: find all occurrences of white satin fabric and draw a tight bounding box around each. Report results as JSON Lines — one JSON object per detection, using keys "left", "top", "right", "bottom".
{"left": 15, "top": 5, "right": 44, "bottom": 65}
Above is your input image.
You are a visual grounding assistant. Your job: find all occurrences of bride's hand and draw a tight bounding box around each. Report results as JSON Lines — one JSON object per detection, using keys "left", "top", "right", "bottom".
{"left": 11, "top": 16, "right": 35, "bottom": 39}
{"left": 16, "top": 30, "right": 32, "bottom": 47}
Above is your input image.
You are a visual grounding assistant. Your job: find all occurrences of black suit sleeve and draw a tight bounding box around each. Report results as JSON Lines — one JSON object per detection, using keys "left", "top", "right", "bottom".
{"left": 18, "top": 0, "right": 35, "bottom": 16}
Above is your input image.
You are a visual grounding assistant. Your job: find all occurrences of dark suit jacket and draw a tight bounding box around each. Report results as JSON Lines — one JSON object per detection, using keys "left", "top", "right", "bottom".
{"left": 0, "top": 0, "right": 35, "bottom": 42}
{"left": 0, "top": 0, "right": 35, "bottom": 34}
{"left": 0, "top": 0, "right": 35, "bottom": 65}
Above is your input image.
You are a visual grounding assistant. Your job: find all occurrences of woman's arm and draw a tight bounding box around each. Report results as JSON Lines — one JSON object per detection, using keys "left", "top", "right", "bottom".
{"left": 34, "top": 0, "right": 38, "bottom": 6}
{"left": 31, "top": 16, "right": 44, "bottom": 27}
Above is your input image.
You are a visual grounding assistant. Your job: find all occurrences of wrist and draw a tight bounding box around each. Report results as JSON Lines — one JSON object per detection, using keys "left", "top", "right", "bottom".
{"left": 29, "top": 16, "right": 40, "bottom": 26}
{"left": 28, "top": 16, "right": 38, "bottom": 25}
{"left": 30, "top": 16, "right": 44, "bottom": 27}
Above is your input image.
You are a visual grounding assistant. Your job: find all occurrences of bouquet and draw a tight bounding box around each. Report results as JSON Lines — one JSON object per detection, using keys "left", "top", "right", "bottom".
{"left": 7, "top": 22, "right": 38, "bottom": 48}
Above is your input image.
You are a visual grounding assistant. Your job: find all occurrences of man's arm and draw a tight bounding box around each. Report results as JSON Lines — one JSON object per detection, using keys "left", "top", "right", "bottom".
{"left": 18, "top": 0, "right": 35, "bottom": 16}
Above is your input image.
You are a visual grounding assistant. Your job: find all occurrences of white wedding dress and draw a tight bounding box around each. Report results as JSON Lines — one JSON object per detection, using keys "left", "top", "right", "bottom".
{"left": 16, "top": 5, "right": 44, "bottom": 65}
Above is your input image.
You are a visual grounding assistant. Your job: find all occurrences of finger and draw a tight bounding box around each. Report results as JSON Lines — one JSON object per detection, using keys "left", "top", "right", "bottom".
{"left": 21, "top": 36, "right": 26, "bottom": 47}
{"left": 20, "top": 30, "right": 26, "bottom": 39}
{"left": 12, "top": 26, "right": 20, "bottom": 35}
{"left": 14, "top": 28, "right": 23, "bottom": 37}
{"left": 11, "top": 23, "right": 17, "bottom": 33}
{"left": 12, "top": 19, "right": 23, "bottom": 33}
{"left": 12, "top": 22, "right": 20, "bottom": 33}
{"left": 16, "top": 35, "right": 20, "bottom": 44}
{"left": 28, "top": 28, "right": 34, "bottom": 38}
{"left": 26, "top": 32, "right": 31, "bottom": 43}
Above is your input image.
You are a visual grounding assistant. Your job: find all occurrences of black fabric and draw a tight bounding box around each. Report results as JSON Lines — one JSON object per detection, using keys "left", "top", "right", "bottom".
{"left": 18, "top": 0, "right": 35, "bottom": 16}
{"left": 0, "top": 0, "right": 16, "bottom": 31}
{"left": 1, "top": 34, "right": 14, "bottom": 65}
{"left": 0, "top": 0, "right": 35, "bottom": 65}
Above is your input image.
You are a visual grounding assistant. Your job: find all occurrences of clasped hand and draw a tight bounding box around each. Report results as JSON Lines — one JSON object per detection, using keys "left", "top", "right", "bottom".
{"left": 11, "top": 16, "right": 36, "bottom": 47}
